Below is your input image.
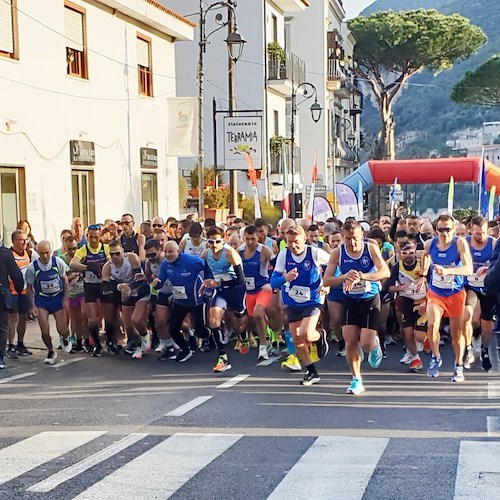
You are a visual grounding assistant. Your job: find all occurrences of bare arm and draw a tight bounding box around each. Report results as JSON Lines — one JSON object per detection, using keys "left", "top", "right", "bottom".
{"left": 363, "top": 242, "right": 390, "bottom": 281}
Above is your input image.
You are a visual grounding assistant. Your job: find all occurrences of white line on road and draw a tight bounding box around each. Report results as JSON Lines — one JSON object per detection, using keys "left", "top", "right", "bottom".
{"left": 488, "top": 382, "right": 500, "bottom": 399}
{"left": 216, "top": 374, "right": 250, "bottom": 389}
{"left": 0, "top": 431, "right": 106, "bottom": 485}
{"left": 487, "top": 416, "right": 500, "bottom": 437}
{"left": 0, "top": 372, "right": 36, "bottom": 384}
{"left": 27, "top": 433, "right": 149, "bottom": 492}
{"left": 165, "top": 396, "right": 213, "bottom": 417}
{"left": 50, "top": 357, "right": 87, "bottom": 368}
{"left": 267, "top": 436, "right": 389, "bottom": 500}
{"left": 257, "top": 357, "right": 281, "bottom": 366}
{"left": 74, "top": 433, "right": 243, "bottom": 499}
{"left": 453, "top": 441, "right": 500, "bottom": 499}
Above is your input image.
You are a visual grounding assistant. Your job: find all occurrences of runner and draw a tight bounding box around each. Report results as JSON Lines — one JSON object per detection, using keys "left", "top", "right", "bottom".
{"left": 324, "top": 219, "right": 390, "bottom": 395}
{"left": 119, "top": 213, "right": 146, "bottom": 261}
{"left": 270, "top": 225, "right": 330, "bottom": 386}
{"left": 418, "top": 214, "right": 473, "bottom": 381}
{"left": 179, "top": 222, "right": 206, "bottom": 257}
{"left": 25, "top": 240, "right": 72, "bottom": 364}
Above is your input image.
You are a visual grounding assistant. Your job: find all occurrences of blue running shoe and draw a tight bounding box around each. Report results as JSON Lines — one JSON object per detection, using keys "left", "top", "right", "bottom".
{"left": 346, "top": 378, "right": 365, "bottom": 395}
{"left": 368, "top": 337, "right": 383, "bottom": 368}
{"left": 427, "top": 356, "right": 442, "bottom": 378}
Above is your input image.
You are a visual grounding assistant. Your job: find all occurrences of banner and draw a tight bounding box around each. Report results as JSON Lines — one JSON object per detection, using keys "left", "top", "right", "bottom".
{"left": 335, "top": 183, "right": 360, "bottom": 222}
{"left": 488, "top": 185, "right": 496, "bottom": 221}
{"left": 306, "top": 151, "right": 318, "bottom": 221}
{"left": 447, "top": 176, "right": 454, "bottom": 215}
{"left": 312, "top": 196, "right": 334, "bottom": 222}
{"left": 478, "top": 150, "right": 488, "bottom": 216}
{"left": 357, "top": 180, "right": 364, "bottom": 221}
{"left": 245, "top": 153, "right": 261, "bottom": 219}
{"left": 223, "top": 116, "right": 262, "bottom": 170}
{"left": 166, "top": 97, "right": 198, "bottom": 156}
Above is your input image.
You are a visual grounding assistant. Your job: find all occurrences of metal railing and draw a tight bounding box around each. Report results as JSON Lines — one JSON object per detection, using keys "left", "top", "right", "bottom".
{"left": 268, "top": 50, "right": 306, "bottom": 84}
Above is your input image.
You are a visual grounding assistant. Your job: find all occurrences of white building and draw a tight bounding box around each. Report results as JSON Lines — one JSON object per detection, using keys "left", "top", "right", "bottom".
{"left": 0, "top": 0, "right": 194, "bottom": 245}
{"left": 468, "top": 144, "right": 500, "bottom": 165}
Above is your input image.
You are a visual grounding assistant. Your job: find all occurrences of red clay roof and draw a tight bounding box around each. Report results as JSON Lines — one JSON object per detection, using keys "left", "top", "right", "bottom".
{"left": 144, "top": 0, "right": 197, "bottom": 27}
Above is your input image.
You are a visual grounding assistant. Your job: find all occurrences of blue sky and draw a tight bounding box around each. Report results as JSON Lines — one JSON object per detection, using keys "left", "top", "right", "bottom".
{"left": 344, "top": 0, "right": 375, "bottom": 19}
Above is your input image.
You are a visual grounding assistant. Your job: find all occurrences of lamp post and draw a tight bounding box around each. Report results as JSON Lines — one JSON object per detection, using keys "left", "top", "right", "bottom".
{"left": 197, "top": 0, "right": 246, "bottom": 219}
{"left": 331, "top": 114, "right": 356, "bottom": 213}
{"left": 289, "top": 82, "right": 322, "bottom": 219}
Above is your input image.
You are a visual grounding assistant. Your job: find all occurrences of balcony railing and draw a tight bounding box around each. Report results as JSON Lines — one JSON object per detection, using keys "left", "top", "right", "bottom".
{"left": 327, "top": 58, "right": 345, "bottom": 82}
{"left": 268, "top": 50, "right": 306, "bottom": 84}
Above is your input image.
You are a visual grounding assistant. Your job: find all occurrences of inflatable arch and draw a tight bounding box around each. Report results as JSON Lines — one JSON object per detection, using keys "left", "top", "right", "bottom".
{"left": 341, "top": 157, "right": 500, "bottom": 193}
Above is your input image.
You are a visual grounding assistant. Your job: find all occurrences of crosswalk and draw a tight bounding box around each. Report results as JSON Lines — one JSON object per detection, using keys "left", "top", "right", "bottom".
{"left": 0, "top": 431, "right": 499, "bottom": 499}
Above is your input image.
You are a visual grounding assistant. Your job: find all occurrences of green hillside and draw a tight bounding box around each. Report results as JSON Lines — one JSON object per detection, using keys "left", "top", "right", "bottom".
{"left": 358, "top": 0, "right": 500, "bottom": 212}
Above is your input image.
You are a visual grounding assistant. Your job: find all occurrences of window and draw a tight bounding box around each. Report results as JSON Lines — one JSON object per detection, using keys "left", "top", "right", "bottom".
{"left": 271, "top": 14, "right": 278, "bottom": 43}
{"left": 274, "top": 110, "right": 279, "bottom": 136}
{"left": 0, "top": 167, "right": 25, "bottom": 245}
{"left": 0, "top": 0, "right": 18, "bottom": 59}
{"left": 64, "top": 2, "right": 87, "bottom": 78}
{"left": 72, "top": 170, "right": 95, "bottom": 227}
{"left": 137, "top": 34, "right": 153, "bottom": 96}
{"left": 141, "top": 172, "right": 158, "bottom": 220}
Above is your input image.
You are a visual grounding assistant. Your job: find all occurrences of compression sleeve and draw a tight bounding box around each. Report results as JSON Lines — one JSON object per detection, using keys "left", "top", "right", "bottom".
{"left": 219, "top": 264, "right": 245, "bottom": 288}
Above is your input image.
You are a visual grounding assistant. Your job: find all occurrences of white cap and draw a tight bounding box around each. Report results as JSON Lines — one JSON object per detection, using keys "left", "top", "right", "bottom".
{"left": 360, "top": 222, "right": 370, "bottom": 232}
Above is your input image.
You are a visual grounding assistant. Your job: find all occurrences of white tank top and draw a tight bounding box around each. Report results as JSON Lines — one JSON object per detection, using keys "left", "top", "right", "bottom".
{"left": 183, "top": 237, "right": 206, "bottom": 257}
{"left": 110, "top": 254, "right": 134, "bottom": 283}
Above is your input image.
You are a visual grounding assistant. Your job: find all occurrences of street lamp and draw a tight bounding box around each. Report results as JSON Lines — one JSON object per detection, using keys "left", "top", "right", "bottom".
{"left": 289, "top": 82, "right": 322, "bottom": 218}
{"left": 197, "top": 0, "right": 246, "bottom": 219}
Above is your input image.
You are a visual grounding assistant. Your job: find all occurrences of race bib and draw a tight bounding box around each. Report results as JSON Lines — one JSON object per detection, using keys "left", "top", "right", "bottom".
{"left": 69, "top": 279, "right": 84, "bottom": 294}
{"left": 84, "top": 271, "right": 101, "bottom": 284}
{"left": 245, "top": 277, "right": 255, "bottom": 291}
{"left": 40, "top": 278, "right": 62, "bottom": 295}
{"left": 401, "top": 283, "right": 426, "bottom": 300}
{"left": 467, "top": 272, "right": 485, "bottom": 288}
{"left": 173, "top": 286, "right": 188, "bottom": 300}
{"left": 431, "top": 273, "right": 454, "bottom": 290}
{"left": 288, "top": 285, "right": 311, "bottom": 303}
{"left": 346, "top": 279, "right": 371, "bottom": 295}
{"left": 214, "top": 273, "right": 232, "bottom": 283}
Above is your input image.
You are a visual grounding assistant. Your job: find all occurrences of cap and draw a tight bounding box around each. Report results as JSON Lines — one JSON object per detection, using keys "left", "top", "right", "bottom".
{"left": 360, "top": 222, "right": 370, "bottom": 232}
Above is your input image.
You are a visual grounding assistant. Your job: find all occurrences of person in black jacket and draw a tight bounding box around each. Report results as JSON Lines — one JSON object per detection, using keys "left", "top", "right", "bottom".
{"left": 0, "top": 239, "right": 24, "bottom": 369}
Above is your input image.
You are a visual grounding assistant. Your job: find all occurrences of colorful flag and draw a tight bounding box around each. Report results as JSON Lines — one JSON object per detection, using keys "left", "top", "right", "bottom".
{"left": 488, "top": 185, "right": 496, "bottom": 221}
{"left": 447, "top": 176, "right": 454, "bottom": 215}
{"left": 478, "top": 150, "right": 488, "bottom": 216}
{"left": 306, "top": 151, "right": 318, "bottom": 221}
{"left": 357, "top": 180, "right": 364, "bottom": 221}
{"left": 245, "top": 152, "right": 261, "bottom": 219}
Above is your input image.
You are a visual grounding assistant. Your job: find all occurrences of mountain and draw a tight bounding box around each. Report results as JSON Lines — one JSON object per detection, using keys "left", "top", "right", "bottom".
{"left": 356, "top": 0, "right": 500, "bottom": 212}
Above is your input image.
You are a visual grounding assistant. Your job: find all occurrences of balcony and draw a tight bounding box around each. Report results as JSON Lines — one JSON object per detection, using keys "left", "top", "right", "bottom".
{"left": 268, "top": 50, "right": 306, "bottom": 96}
{"left": 270, "top": 0, "right": 308, "bottom": 12}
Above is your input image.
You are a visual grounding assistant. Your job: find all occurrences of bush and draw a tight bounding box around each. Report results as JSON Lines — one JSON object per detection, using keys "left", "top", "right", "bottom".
{"left": 240, "top": 197, "right": 282, "bottom": 226}
{"left": 204, "top": 186, "right": 230, "bottom": 209}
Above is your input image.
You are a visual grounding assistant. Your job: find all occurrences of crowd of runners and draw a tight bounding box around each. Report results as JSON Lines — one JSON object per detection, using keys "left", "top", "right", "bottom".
{"left": 1, "top": 208, "right": 499, "bottom": 394}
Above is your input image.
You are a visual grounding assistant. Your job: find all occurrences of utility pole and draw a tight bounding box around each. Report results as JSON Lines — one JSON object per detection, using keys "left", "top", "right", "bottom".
{"left": 197, "top": 0, "right": 205, "bottom": 218}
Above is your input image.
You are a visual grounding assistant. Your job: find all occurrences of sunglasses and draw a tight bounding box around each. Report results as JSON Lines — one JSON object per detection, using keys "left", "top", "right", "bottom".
{"left": 152, "top": 224, "right": 163, "bottom": 228}
{"left": 207, "top": 239, "right": 223, "bottom": 245}
{"left": 109, "top": 251, "right": 122, "bottom": 256}
{"left": 146, "top": 253, "right": 157, "bottom": 258}
{"left": 88, "top": 224, "right": 100, "bottom": 230}
{"left": 66, "top": 247, "right": 78, "bottom": 251}
{"left": 437, "top": 227, "right": 453, "bottom": 233}
{"left": 401, "top": 250, "right": 415, "bottom": 255}
{"left": 121, "top": 220, "right": 133, "bottom": 225}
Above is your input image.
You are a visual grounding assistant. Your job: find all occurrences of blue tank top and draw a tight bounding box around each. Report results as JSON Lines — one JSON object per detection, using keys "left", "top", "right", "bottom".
{"left": 33, "top": 257, "right": 64, "bottom": 298}
{"left": 338, "top": 243, "right": 379, "bottom": 299}
{"left": 207, "top": 245, "right": 236, "bottom": 281}
{"left": 465, "top": 235, "right": 494, "bottom": 291}
{"left": 239, "top": 244, "right": 269, "bottom": 294}
{"left": 282, "top": 247, "right": 322, "bottom": 307}
{"left": 428, "top": 237, "right": 464, "bottom": 296}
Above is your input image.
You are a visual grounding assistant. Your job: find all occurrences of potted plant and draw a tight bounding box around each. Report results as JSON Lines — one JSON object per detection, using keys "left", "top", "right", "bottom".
{"left": 269, "top": 135, "right": 290, "bottom": 157}
{"left": 204, "top": 185, "right": 230, "bottom": 221}
{"left": 267, "top": 42, "right": 286, "bottom": 79}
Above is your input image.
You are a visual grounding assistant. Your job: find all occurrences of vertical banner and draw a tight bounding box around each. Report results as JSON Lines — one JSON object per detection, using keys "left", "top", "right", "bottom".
{"left": 223, "top": 116, "right": 262, "bottom": 170}
{"left": 335, "top": 183, "right": 360, "bottom": 222}
{"left": 488, "top": 185, "right": 496, "bottom": 221}
{"left": 478, "top": 149, "right": 488, "bottom": 216}
{"left": 282, "top": 150, "right": 290, "bottom": 217}
{"left": 166, "top": 97, "right": 198, "bottom": 156}
{"left": 390, "top": 177, "right": 398, "bottom": 216}
{"left": 245, "top": 153, "right": 261, "bottom": 219}
{"left": 447, "top": 176, "right": 454, "bottom": 215}
{"left": 357, "top": 180, "right": 364, "bottom": 220}
{"left": 306, "top": 151, "right": 318, "bottom": 221}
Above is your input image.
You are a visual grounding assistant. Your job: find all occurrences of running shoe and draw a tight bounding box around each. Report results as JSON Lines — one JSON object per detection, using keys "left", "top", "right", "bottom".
{"left": 91, "top": 343, "right": 102, "bottom": 357}
{"left": 83, "top": 339, "right": 93, "bottom": 353}
{"left": 336, "top": 348, "right": 346, "bottom": 357}
{"left": 400, "top": 350, "right": 413, "bottom": 364}
{"left": 188, "top": 335, "right": 198, "bottom": 353}
{"left": 238, "top": 334, "right": 250, "bottom": 355}
{"left": 248, "top": 333, "right": 258, "bottom": 349}
{"left": 268, "top": 344, "right": 281, "bottom": 357}
{"left": 213, "top": 355, "right": 231, "bottom": 372}
{"left": 300, "top": 370, "right": 320, "bottom": 386}
{"left": 44, "top": 350, "right": 57, "bottom": 365}
{"left": 451, "top": 364, "right": 465, "bottom": 383}
{"left": 472, "top": 337, "right": 482, "bottom": 357}
{"left": 158, "top": 346, "right": 176, "bottom": 361}
{"left": 385, "top": 335, "right": 397, "bottom": 345}
{"left": 481, "top": 348, "right": 492, "bottom": 372}
{"left": 57, "top": 336, "right": 63, "bottom": 350}
{"left": 175, "top": 350, "right": 193, "bottom": 363}
{"left": 132, "top": 346, "right": 143, "bottom": 359}
{"left": 62, "top": 337, "right": 73, "bottom": 353}
{"left": 346, "top": 377, "right": 365, "bottom": 395}
{"left": 427, "top": 356, "right": 442, "bottom": 378}
{"left": 6, "top": 346, "right": 18, "bottom": 360}
{"left": 16, "top": 344, "right": 32, "bottom": 356}
{"left": 106, "top": 341, "right": 119, "bottom": 355}
{"left": 281, "top": 354, "right": 301, "bottom": 371}
{"left": 463, "top": 347, "right": 475, "bottom": 370}
{"left": 258, "top": 345, "right": 269, "bottom": 361}
{"left": 155, "top": 339, "right": 168, "bottom": 353}
{"left": 409, "top": 356, "right": 423, "bottom": 372}
{"left": 124, "top": 340, "right": 136, "bottom": 354}
{"left": 140, "top": 336, "right": 151, "bottom": 353}
{"left": 199, "top": 339, "right": 212, "bottom": 353}
{"left": 415, "top": 340, "right": 424, "bottom": 353}
{"left": 68, "top": 335, "right": 77, "bottom": 346}
{"left": 72, "top": 339, "right": 84, "bottom": 352}
{"left": 309, "top": 344, "right": 319, "bottom": 363}
{"left": 315, "top": 328, "right": 329, "bottom": 359}
{"left": 0, "top": 356, "right": 5, "bottom": 369}
{"left": 368, "top": 337, "right": 383, "bottom": 368}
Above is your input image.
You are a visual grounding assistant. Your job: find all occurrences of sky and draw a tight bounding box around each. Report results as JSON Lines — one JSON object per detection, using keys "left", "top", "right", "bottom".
{"left": 343, "top": 0, "right": 376, "bottom": 19}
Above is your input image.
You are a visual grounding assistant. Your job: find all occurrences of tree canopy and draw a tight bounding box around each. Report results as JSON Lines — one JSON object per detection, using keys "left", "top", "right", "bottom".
{"left": 451, "top": 55, "right": 500, "bottom": 106}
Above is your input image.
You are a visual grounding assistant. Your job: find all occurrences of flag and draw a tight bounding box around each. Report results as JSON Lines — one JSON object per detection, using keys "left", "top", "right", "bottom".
{"left": 488, "top": 185, "right": 496, "bottom": 221}
{"left": 245, "top": 152, "right": 261, "bottom": 219}
{"left": 306, "top": 151, "right": 318, "bottom": 221}
{"left": 478, "top": 151, "right": 488, "bottom": 216}
{"left": 282, "top": 147, "right": 290, "bottom": 217}
{"left": 447, "top": 176, "right": 454, "bottom": 215}
{"left": 357, "top": 180, "right": 364, "bottom": 220}
{"left": 390, "top": 177, "right": 398, "bottom": 216}
{"left": 166, "top": 97, "right": 198, "bottom": 156}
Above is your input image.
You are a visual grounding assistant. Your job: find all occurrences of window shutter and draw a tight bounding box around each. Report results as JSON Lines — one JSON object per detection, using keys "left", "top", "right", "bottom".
{"left": 0, "top": 0, "right": 14, "bottom": 54}
{"left": 137, "top": 37, "right": 150, "bottom": 67}
{"left": 65, "top": 7, "right": 84, "bottom": 51}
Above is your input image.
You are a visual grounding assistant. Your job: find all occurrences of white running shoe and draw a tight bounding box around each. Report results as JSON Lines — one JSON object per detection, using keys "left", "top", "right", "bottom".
{"left": 258, "top": 345, "right": 269, "bottom": 361}
{"left": 415, "top": 341, "right": 424, "bottom": 353}
{"left": 400, "top": 350, "right": 413, "bottom": 364}
{"left": 62, "top": 337, "right": 73, "bottom": 353}
{"left": 140, "top": 336, "right": 151, "bottom": 353}
{"left": 132, "top": 346, "right": 143, "bottom": 359}
{"left": 155, "top": 339, "right": 168, "bottom": 353}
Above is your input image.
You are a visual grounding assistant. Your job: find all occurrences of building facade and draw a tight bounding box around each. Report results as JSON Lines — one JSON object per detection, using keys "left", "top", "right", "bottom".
{"left": 0, "top": 0, "right": 194, "bottom": 245}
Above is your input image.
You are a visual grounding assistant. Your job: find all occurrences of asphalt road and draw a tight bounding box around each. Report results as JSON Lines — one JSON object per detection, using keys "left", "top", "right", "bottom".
{"left": 0, "top": 320, "right": 499, "bottom": 500}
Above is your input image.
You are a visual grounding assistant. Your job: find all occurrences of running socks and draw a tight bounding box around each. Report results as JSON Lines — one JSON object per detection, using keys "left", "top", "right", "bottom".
{"left": 283, "top": 329, "right": 296, "bottom": 355}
